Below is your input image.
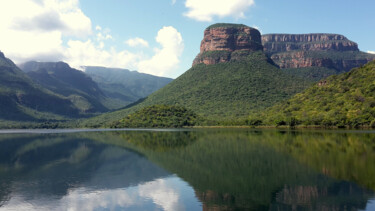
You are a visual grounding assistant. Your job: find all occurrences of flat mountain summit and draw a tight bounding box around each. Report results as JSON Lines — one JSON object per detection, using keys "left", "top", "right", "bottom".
{"left": 262, "top": 33, "right": 375, "bottom": 71}
{"left": 193, "top": 23, "right": 263, "bottom": 66}
{"left": 82, "top": 23, "right": 310, "bottom": 126}
{"left": 83, "top": 23, "right": 375, "bottom": 127}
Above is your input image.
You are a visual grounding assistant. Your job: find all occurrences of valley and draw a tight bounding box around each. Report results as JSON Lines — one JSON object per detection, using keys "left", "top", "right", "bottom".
{"left": 1, "top": 23, "right": 374, "bottom": 128}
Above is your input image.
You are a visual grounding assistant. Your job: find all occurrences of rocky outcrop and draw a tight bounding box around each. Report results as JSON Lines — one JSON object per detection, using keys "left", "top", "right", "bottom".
{"left": 262, "top": 34, "right": 359, "bottom": 53}
{"left": 192, "top": 24, "right": 375, "bottom": 71}
{"left": 193, "top": 23, "right": 263, "bottom": 66}
{"left": 262, "top": 34, "right": 375, "bottom": 71}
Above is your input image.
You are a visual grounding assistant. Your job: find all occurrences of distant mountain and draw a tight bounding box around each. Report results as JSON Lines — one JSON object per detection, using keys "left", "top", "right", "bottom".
{"left": 251, "top": 60, "right": 375, "bottom": 127}
{"left": 19, "top": 61, "right": 109, "bottom": 113}
{"left": 0, "top": 52, "right": 82, "bottom": 121}
{"left": 83, "top": 66, "right": 173, "bottom": 109}
{"left": 262, "top": 34, "right": 375, "bottom": 81}
{"left": 80, "top": 24, "right": 310, "bottom": 127}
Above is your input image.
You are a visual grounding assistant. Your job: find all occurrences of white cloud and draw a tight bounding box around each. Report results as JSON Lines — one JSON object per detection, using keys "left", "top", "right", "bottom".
{"left": 0, "top": 0, "right": 184, "bottom": 77}
{"left": 0, "top": 0, "right": 91, "bottom": 63}
{"left": 138, "top": 26, "right": 184, "bottom": 76}
{"left": 184, "top": 0, "right": 255, "bottom": 22}
{"left": 368, "top": 51, "right": 375, "bottom": 54}
{"left": 64, "top": 26, "right": 184, "bottom": 77}
{"left": 125, "top": 38, "right": 149, "bottom": 48}
{"left": 64, "top": 39, "right": 142, "bottom": 71}
{"left": 252, "top": 25, "right": 262, "bottom": 33}
{"left": 172, "top": 0, "right": 176, "bottom": 5}
{"left": 97, "top": 32, "right": 113, "bottom": 41}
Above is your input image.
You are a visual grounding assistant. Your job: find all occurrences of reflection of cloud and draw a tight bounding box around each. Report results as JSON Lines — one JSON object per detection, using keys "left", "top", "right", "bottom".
{"left": 0, "top": 177, "right": 191, "bottom": 211}
{"left": 139, "top": 178, "right": 183, "bottom": 211}
{"left": 60, "top": 188, "right": 139, "bottom": 211}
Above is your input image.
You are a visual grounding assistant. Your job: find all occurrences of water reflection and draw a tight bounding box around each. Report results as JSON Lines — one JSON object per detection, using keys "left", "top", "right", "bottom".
{"left": 2, "top": 177, "right": 199, "bottom": 211}
{"left": 0, "top": 129, "right": 374, "bottom": 210}
{"left": 0, "top": 132, "right": 200, "bottom": 210}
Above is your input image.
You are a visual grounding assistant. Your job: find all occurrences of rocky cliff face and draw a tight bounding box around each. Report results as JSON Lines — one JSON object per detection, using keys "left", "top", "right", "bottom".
{"left": 193, "top": 23, "right": 263, "bottom": 66}
{"left": 262, "top": 34, "right": 375, "bottom": 71}
{"left": 192, "top": 24, "right": 375, "bottom": 71}
{"left": 262, "top": 34, "right": 359, "bottom": 53}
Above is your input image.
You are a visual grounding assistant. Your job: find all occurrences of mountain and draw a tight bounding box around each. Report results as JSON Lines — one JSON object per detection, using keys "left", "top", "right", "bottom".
{"left": 249, "top": 60, "right": 375, "bottom": 127}
{"left": 19, "top": 61, "right": 109, "bottom": 113}
{"left": 262, "top": 34, "right": 375, "bottom": 81}
{"left": 80, "top": 23, "right": 310, "bottom": 127}
{"left": 83, "top": 66, "right": 173, "bottom": 109}
{"left": 192, "top": 23, "right": 263, "bottom": 66}
{"left": 0, "top": 51, "right": 82, "bottom": 122}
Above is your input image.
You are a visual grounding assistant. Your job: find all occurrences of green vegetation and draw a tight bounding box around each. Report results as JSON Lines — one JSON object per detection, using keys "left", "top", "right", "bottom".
{"left": 284, "top": 66, "right": 340, "bottom": 82}
{"left": 1, "top": 129, "right": 374, "bottom": 209}
{"left": 110, "top": 105, "right": 200, "bottom": 128}
{"left": 20, "top": 61, "right": 109, "bottom": 113}
{"left": 0, "top": 53, "right": 85, "bottom": 122}
{"left": 81, "top": 52, "right": 310, "bottom": 127}
{"left": 206, "top": 23, "right": 248, "bottom": 30}
{"left": 101, "top": 129, "right": 374, "bottom": 210}
{"left": 249, "top": 60, "right": 375, "bottom": 127}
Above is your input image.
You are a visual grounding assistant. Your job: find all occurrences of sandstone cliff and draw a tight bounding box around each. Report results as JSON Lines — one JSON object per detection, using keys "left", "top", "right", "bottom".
{"left": 193, "top": 23, "right": 263, "bottom": 66}
{"left": 262, "top": 34, "right": 359, "bottom": 53}
{"left": 192, "top": 24, "right": 375, "bottom": 72}
{"left": 262, "top": 34, "right": 375, "bottom": 71}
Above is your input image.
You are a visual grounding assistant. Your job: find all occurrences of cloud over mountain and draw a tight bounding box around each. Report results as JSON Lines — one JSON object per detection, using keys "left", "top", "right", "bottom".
{"left": 0, "top": 0, "right": 184, "bottom": 77}
{"left": 0, "top": 0, "right": 91, "bottom": 63}
{"left": 184, "top": 0, "right": 255, "bottom": 21}
{"left": 138, "top": 26, "right": 184, "bottom": 76}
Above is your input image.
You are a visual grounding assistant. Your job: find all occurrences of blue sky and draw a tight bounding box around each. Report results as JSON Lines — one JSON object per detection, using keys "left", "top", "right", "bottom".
{"left": 0, "top": 0, "right": 374, "bottom": 78}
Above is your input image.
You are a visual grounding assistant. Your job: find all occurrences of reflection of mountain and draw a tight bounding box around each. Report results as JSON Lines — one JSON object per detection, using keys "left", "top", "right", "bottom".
{"left": 0, "top": 133, "right": 170, "bottom": 201}
{"left": 270, "top": 183, "right": 371, "bottom": 210}
{"left": 0, "top": 130, "right": 374, "bottom": 210}
{"left": 113, "top": 129, "right": 375, "bottom": 210}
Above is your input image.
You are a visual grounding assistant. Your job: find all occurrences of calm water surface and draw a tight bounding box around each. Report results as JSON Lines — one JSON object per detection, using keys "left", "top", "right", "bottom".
{"left": 0, "top": 129, "right": 374, "bottom": 210}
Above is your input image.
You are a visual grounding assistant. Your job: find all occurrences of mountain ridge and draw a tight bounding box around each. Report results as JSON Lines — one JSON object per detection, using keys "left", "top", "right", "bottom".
{"left": 19, "top": 61, "right": 109, "bottom": 113}
{"left": 83, "top": 66, "right": 173, "bottom": 109}
{"left": 0, "top": 52, "right": 83, "bottom": 121}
